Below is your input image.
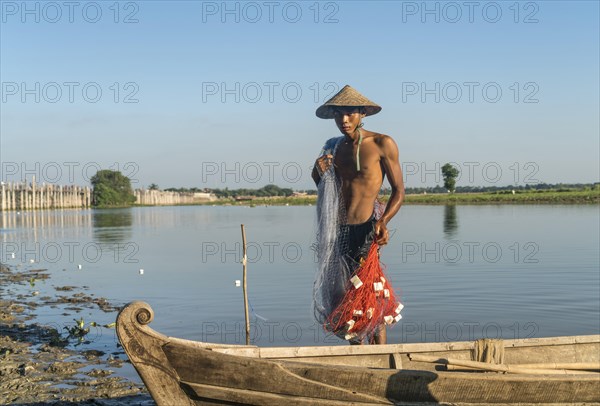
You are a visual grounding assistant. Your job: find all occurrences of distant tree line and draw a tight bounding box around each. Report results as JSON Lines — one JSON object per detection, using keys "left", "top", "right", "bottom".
{"left": 402, "top": 183, "right": 599, "bottom": 195}
{"left": 90, "top": 169, "right": 598, "bottom": 208}
{"left": 211, "top": 184, "right": 294, "bottom": 198}
{"left": 164, "top": 184, "right": 319, "bottom": 198}
{"left": 164, "top": 187, "right": 206, "bottom": 193}
{"left": 162, "top": 182, "right": 598, "bottom": 198}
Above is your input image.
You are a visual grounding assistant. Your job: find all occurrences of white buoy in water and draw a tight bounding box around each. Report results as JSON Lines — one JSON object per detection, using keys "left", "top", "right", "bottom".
{"left": 139, "top": 269, "right": 144, "bottom": 275}
{"left": 77, "top": 264, "right": 82, "bottom": 270}
{"left": 235, "top": 280, "right": 241, "bottom": 287}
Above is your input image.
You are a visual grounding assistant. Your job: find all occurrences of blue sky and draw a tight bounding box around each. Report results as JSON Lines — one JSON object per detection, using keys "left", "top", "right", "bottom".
{"left": 1, "top": 0, "right": 598, "bottom": 190}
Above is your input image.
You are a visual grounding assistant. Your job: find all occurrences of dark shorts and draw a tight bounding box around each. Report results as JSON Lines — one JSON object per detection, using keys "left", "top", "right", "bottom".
{"left": 340, "top": 215, "right": 377, "bottom": 263}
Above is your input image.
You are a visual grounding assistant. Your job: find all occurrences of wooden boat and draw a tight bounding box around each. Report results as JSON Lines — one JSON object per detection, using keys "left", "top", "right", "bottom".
{"left": 117, "top": 301, "right": 600, "bottom": 405}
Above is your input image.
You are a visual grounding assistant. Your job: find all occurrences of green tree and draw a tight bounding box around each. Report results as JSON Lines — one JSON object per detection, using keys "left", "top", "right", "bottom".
{"left": 91, "top": 170, "right": 136, "bottom": 207}
{"left": 148, "top": 183, "right": 159, "bottom": 191}
{"left": 441, "top": 163, "right": 460, "bottom": 193}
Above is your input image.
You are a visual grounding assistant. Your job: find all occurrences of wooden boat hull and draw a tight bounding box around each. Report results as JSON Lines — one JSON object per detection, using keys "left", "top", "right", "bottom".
{"left": 116, "top": 301, "right": 600, "bottom": 405}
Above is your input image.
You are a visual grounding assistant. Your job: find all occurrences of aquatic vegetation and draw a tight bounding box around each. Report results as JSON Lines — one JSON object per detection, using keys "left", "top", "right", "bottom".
{"left": 63, "top": 318, "right": 115, "bottom": 344}
{"left": 64, "top": 318, "right": 90, "bottom": 342}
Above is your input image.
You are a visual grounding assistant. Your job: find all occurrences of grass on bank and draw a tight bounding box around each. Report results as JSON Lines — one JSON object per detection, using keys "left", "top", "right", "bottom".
{"left": 404, "top": 189, "right": 600, "bottom": 204}
{"left": 193, "top": 188, "right": 599, "bottom": 206}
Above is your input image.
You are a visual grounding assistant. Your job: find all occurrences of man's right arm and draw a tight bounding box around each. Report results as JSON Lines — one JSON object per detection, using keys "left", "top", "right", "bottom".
{"left": 312, "top": 154, "right": 333, "bottom": 186}
{"left": 312, "top": 164, "right": 321, "bottom": 186}
{"left": 312, "top": 137, "right": 340, "bottom": 186}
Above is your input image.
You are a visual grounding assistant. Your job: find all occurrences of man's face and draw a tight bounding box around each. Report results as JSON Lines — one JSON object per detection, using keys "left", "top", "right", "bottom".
{"left": 333, "top": 107, "right": 364, "bottom": 136}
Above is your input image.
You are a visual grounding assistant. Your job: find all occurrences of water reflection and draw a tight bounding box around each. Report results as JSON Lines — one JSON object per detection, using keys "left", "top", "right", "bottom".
{"left": 92, "top": 209, "right": 133, "bottom": 244}
{"left": 1, "top": 205, "right": 598, "bottom": 346}
{"left": 443, "top": 205, "right": 458, "bottom": 238}
{"left": 0, "top": 209, "right": 92, "bottom": 242}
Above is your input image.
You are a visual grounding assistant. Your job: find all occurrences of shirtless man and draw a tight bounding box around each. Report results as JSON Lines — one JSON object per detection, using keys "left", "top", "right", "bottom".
{"left": 312, "top": 85, "right": 405, "bottom": 344}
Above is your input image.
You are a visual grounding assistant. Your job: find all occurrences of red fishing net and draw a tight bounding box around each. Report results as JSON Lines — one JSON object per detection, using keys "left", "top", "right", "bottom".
{"left": 325, "top": 242, "right": 403, "bottom": 342}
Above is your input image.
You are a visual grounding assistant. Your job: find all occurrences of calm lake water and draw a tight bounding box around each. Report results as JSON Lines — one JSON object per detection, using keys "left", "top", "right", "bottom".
{"left": 1, "top": 205, "right": 599, "bottom": 361}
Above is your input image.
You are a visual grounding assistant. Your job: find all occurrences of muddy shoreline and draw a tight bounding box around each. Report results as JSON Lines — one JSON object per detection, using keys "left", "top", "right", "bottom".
{"left": 0, "top": 263, "right": 154, "bottom": 405}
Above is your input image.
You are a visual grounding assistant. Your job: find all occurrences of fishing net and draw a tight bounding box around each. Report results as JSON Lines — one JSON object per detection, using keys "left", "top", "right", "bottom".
{"left": 313, "top": 137, "right": 403, "bottom": 343}
{"left": 325, "top": 242, "right": 403, "bottom": 342}
{"left": 313, "top": 137, "right": 350, "bottom": 328}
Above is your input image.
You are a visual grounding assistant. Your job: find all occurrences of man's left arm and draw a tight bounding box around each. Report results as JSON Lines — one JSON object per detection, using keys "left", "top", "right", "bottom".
{"left": 375, "top": 136, "right": 405, "bottom": 245}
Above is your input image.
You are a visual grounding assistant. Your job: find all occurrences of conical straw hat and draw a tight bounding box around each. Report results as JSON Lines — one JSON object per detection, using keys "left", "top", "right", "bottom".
{"left": 316, "top": 85, "right": 382, "bottom": 119}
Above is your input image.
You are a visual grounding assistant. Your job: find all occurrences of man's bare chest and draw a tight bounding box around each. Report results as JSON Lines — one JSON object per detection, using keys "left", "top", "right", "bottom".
{"left": 334, "top": 143, "right": 382, "bottom": 178}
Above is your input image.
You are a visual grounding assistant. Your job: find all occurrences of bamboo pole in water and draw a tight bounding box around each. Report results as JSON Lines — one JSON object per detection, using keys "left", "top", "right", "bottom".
{"left": 241, "top": 224, "right": 250, "bottom": 345}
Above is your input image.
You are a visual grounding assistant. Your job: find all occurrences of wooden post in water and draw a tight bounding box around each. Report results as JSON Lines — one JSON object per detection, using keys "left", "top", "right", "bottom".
{"left": 1, "top": 182, "right": 5, "bottom": 211}
{"left": 241, "top": 224, "right": 250, "bottom": 345}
